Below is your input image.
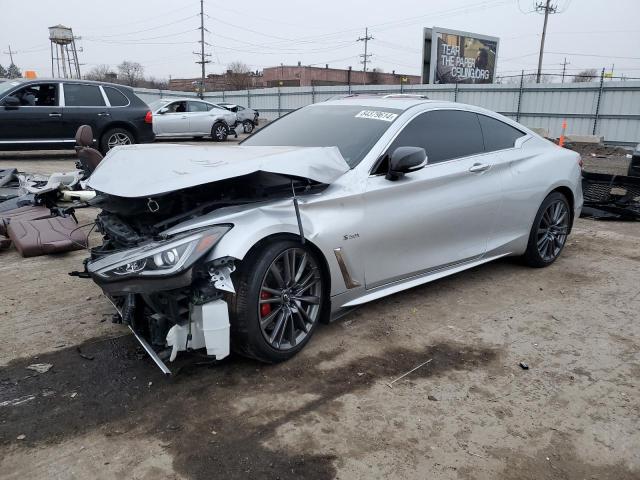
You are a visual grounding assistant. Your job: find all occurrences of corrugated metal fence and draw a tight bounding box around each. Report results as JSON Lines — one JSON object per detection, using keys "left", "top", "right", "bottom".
{"left": 134, "top": 80, "right": 640, "bottom": 146}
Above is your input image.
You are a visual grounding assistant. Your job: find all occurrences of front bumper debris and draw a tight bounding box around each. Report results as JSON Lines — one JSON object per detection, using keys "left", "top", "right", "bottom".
{"left": 580, "top": 171, "right": 640, "bottom": 220}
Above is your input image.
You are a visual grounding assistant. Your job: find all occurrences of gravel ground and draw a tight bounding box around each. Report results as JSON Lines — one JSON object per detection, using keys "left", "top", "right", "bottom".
{"left": 0, "top": 147, "right": 638, "bottom": 480}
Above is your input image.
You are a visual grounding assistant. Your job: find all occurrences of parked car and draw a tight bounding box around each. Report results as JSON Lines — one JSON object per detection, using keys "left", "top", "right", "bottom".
{"left": 217, "top": 102, "right": 259, "bottom": 133}
{"left": 628, "top": 144, "right": 640, "bottom": 177}
{"left": 0, "top": 78, "right": 154, "bottom": 153}
{"left": 150, "top": 98, "right": 237, "bottom": 141}
{"left": 79, "top": 96, "right": 583, "bottom": 372}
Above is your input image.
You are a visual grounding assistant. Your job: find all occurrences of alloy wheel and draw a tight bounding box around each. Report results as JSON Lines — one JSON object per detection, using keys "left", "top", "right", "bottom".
{"left": 107, "top": 132, "right": 132, "bottom": 149}
{"left": 536, "top": 199, "right": 569, "bottom": 262}
{"left": 215, "top": 125, "right": 227, "bottom": 140}
{"left": 258, "top": 248, "right": 322, "bottom": 350}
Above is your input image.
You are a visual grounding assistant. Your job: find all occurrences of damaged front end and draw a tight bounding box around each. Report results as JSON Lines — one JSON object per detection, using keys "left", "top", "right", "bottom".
{"left": 82, "top": 172, "right": 327, "bottom": 374}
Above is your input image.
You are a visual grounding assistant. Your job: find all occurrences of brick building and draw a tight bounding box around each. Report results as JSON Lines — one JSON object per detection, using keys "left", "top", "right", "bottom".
{"left": 168, "top": 64, "right": 420, "bottom": 92}
{"left": 261, "top": 64, "right": 420, "bottom": 87}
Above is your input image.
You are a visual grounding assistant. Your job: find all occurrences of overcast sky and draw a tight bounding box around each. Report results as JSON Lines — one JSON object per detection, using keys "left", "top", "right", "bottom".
{"left": 2, "top": 0, "right": 639, "bottom": 81}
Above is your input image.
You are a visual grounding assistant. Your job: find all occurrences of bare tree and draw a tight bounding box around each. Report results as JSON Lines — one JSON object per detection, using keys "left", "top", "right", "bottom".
{"left": 85, "top": 64, "right": 115, "bottom": 82}
{"left": 226, "top": 61, "right": 251, "bottom": 90}
{"left": 499, "top": 72, "right": 555, "bottom": 84}
{"left": 0, "top": 64, "right": 7, "bottom": 78}
{"left": 369, "top": 67, "right": 384, "bottom": 84}
{"left": 117, "top": 61, "right": 144, "bottom": 87}
{"left": 572, "top": 68, "right": 598, "bottom": 83}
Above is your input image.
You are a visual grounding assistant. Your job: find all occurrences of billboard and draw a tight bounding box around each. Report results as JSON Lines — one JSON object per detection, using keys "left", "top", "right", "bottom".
{"left": 421, "top": 27, "right": 499, "bottom": 84}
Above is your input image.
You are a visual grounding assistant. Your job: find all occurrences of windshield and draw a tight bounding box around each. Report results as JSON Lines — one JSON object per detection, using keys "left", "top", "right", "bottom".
{"left": 241, "top": 104, "right": 402, "bottom": 167}
{"left": 0, "top": 80, "right": 22, "bottom": 97}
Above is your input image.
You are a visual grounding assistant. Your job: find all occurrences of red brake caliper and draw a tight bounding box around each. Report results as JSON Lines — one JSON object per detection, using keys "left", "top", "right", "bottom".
{"left": 260, "top": 291, "right": 272, "bottom": 317}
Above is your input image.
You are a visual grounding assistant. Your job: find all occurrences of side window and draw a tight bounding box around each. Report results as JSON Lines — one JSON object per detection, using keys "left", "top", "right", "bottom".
{"left": 387, "top": 110, "right": 484, "bottom": 165}
{"left": 104, "top": 87, "right": 129, "bottom": 107}
{"left": 237, "top": 106, "right": 245, "bottom": 111}
{"left": 188, "top": 101, "right": 209, "bottom": 112}
{"left": 478, "top": 114, "right": 525, "bottom": 151}
{"left": 14, "top": 83, "right": 58, "bottom": 106}
{"left": 166, "top": 101, "right": 187, "bottom": 113}
{"left": 64, "top": 84, "right": 106, "bottom": 107}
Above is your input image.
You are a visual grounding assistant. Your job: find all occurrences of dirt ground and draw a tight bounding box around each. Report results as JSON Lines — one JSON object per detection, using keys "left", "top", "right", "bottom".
{"left": 0, "top": 146, "right": 639, "bottom": 480}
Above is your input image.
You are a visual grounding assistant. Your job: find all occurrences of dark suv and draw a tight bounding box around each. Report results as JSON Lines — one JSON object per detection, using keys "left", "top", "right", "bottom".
{"left": 0, "top": 78, "right": 155, "bottom": 153}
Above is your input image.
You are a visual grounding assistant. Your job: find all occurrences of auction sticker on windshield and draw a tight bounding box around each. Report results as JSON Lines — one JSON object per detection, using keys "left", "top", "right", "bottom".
{"left": 355, "top": 110, "right": 398, "bottom": 122}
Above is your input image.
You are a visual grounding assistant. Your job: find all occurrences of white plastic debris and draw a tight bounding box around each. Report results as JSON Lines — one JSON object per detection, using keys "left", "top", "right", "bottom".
{"left": 26, "top": 363, "right": 52, "bottom": 374}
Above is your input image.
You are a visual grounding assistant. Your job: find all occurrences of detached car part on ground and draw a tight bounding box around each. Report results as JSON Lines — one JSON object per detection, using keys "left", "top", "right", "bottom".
{"left": 0, "top": 126, "right": 100, "bottom": 256}
{"left": 76, "top": 98, "right": 583, "bottom": 373}
{"left": 581, "top": 171, "right": 640, "bottom": 220}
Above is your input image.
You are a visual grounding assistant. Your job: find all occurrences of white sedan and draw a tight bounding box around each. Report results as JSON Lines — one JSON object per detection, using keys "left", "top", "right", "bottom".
{"left": 149, "top": 98, "right": 237, "bottom": 141}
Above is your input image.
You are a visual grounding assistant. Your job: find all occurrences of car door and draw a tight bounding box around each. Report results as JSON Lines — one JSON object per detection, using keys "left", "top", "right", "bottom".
{"left": 187, "top": 101, "right": 214, "bottom": 134}
{"left": 61, "top": 83, "right": 112, "bottom": 140}
{"left": 0, "top": 82, "right": 65, "bottom": 143}
{"left": 362, "top": 109, "right": 504, "bottom": 289}
{"left": 154, "top": 101, "right": 189, "bottom": 135}
{"left": 475, "top": 114, "right": 534, "bottom": 250}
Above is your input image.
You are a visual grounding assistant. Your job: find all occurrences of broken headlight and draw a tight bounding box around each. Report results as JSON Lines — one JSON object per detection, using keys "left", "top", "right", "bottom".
{"left": 90, "top": 226, "right": 231, "bottom": 280}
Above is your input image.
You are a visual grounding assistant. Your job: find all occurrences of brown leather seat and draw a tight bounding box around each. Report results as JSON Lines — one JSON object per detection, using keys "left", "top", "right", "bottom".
{"left": 0, "top": 205, "right": 50, "bottom": 236}
{"left": 7, "top": 216, "right": 88, "bottom": 257}
{"left": 75, "top": 125, "right": 104, "bottom": 174}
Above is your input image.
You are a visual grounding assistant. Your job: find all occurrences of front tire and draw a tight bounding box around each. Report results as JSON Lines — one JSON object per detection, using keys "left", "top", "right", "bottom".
{"left": 100, "top": 127, "right": 134, "bottom": 153}
{"left": 523, "top": 192, "right": 571, "bottom": 268}
{"left": 242, "top": 120, "right": 254, "bottom": 134}
{"left": 228, "top": 240, "right": 326, "bottom": 363}
{"left": 211, "top": 122, "right": 228, "bottom": 142}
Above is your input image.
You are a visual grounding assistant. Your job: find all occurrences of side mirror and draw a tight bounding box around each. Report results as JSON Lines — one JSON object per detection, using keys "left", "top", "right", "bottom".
{"left": 386, "top": 146, "right": 427, "bottom": 181}
{"left": 3, "top": 96, "right": 20, "bottom": 109}
{"left": 158, "top": 107, "right": 168, "bottom": 114}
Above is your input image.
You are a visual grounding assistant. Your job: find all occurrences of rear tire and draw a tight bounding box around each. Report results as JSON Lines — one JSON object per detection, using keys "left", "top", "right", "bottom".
{"left": 211, "top": 122, "right": 228, "bottom": 142}
{"left": 100, "top": 127, "right": 134, "bottom": 153}
{"left": 523, "top": 192, "right": 571, "bottom": 268}
{"left": 228, "top": 239, "right": 326, "bottom": 363}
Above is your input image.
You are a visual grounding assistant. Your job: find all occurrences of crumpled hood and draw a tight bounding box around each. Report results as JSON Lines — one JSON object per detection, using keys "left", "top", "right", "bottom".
{"left": 87, "top": 144, "right": 350, "bottom": 198}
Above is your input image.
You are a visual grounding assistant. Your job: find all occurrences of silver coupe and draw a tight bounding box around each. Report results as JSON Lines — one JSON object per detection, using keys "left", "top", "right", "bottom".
{"left": 81, "top": 95, "right": 583, "bottom": 372}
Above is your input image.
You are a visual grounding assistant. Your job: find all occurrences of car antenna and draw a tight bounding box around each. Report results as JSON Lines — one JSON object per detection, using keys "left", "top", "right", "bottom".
{"left": 291, "top": 179, "right": 305, "bottom": 244}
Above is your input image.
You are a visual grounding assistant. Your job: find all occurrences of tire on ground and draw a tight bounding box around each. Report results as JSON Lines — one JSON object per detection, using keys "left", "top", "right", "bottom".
{"left": 523, "top": 191, "right": 570, "bottom": 268}
{"left": 100, "top": 127, "right": 134, "bottom": 153}
{"left": 227, "top": 239, "right": 327, "bottom": 363}
{"left": 211, "top": 122, "right": 228, "bottom": 142}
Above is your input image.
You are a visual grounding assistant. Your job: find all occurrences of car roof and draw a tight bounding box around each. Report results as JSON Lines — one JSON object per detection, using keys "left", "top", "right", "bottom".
{"left": 8, "top": 78, "right": 135, "bottom": 90}
{"left": 154, "top": 97, "right": 215, "bottom": 103}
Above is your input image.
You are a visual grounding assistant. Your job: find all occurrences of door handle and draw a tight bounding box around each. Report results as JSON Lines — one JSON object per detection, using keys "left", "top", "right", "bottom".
{"left": 97, "top": 112, "right": 111, "bottom": 117}
{"left": 49, "top": 112, "right": 62, "bottom": 117}
{"left": 469, "top": 163, "right": 491, "bottom": 173}
{"left": 181, "top": 115, "right": 188, "bottom": 119}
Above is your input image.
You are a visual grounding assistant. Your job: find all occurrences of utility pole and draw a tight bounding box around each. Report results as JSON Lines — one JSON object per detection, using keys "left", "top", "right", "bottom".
{"left": 3, "top": 45, "right": 17, "bottom": 65}
{"left": 357, "top": 27, "right": 374, "bottom": 85}
{"left": 193, "top": 0, "right": 211, "bottom": 99}
{"left": 561, "top": 57, "right": 570, "bottom": 83}
{"left": 535, "top": 0, "right": 558, "bottom": 83}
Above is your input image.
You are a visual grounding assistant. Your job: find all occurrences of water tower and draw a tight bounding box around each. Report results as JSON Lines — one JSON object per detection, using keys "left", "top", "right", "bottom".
{"left": 49, "top": 25, "right": 81, "bottom": 79}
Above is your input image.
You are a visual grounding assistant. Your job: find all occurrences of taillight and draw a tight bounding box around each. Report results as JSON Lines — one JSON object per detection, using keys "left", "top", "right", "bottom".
{"left": 578, "top": 157, "right": 584, "bottom": 169}
{"left": 144, "top": 111, "right": 153, "bottom": 124}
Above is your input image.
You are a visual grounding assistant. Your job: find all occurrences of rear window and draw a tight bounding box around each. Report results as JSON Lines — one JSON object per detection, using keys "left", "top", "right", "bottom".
{"left": 64, "top": 84, "right": 105, "bottom": 107}
{"left": 104, "top": 87, "right": 129, "bottom": 107}
{"left": 478, "top": 114, "right": 525, "bottom": 151}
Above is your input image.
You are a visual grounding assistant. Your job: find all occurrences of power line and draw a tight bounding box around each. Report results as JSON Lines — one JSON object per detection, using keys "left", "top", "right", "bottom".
{"left": 357, "top": 27, "right": 374, "bottom": 85}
